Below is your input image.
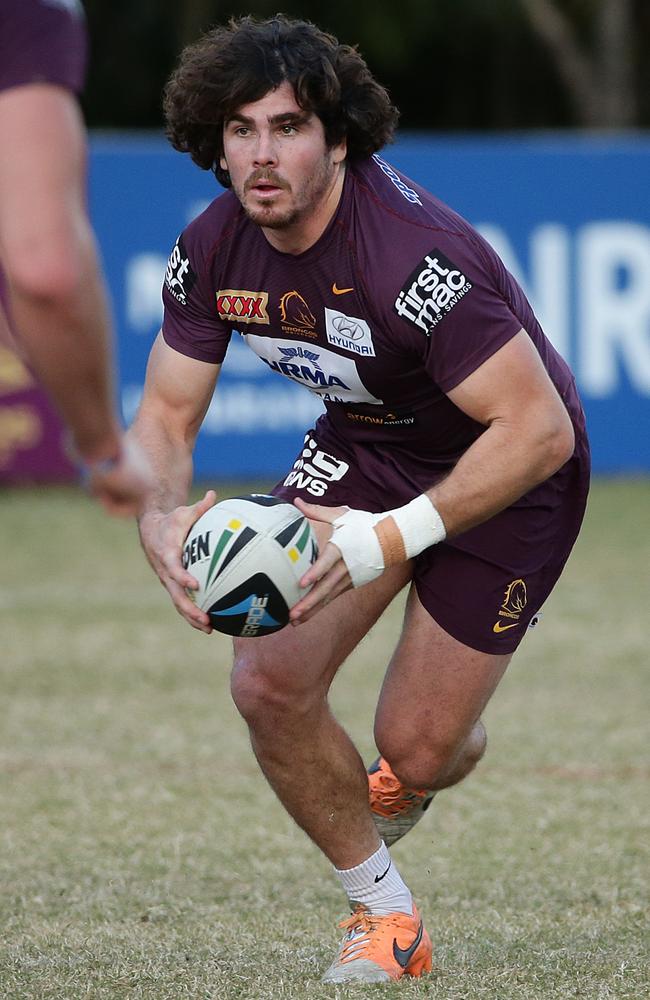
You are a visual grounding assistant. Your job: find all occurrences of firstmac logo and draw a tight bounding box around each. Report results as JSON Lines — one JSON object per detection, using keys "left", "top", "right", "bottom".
{"left": 165, "top": 236, "right": 196, "bottom": 306}
{"left": 394, "top": 249, "right": 473, "bottom": 335}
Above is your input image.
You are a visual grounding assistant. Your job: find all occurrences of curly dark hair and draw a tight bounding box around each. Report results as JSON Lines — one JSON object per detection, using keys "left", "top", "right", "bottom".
{"left": 163, "top": 14, "right": 399, "bottom": 187}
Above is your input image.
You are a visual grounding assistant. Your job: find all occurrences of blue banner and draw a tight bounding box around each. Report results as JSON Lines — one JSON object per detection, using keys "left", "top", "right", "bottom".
{"left": 89, "top": 133, "right": 650, "bottom": 477}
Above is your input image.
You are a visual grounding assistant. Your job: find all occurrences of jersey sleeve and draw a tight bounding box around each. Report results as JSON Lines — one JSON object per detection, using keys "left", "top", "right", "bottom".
{"left": 392, "top": 236, "right": 524, "bottom": 393}
{"left": 161, "top": 230, "right": 232, "bottom": 365}
{"left": 0, "top": 0, "right": 88, "bottom": 95}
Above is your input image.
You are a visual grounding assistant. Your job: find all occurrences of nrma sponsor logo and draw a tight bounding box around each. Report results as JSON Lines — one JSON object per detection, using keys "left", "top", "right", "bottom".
{"left": 266, "top": 345, "right": 349, "bottom": 395}
{"left": 242, "top": 336, "right": 383, "bottom": 404}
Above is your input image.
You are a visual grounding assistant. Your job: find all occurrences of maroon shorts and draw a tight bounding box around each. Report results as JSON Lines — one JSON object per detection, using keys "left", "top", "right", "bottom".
{"left": 273, "top": 418, "right": 590, "bottom": 655}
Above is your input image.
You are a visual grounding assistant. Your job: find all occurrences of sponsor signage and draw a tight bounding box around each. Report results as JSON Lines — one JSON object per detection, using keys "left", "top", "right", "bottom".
{"left": 325, "top": 308, "right": 376, "bottom": 356}
{"left": 242, "top": 335, "right": 383, "bottom": 405}
{"left": 216, "top": 288, "right": 270, "bottom": 324}
{"left": 164, "top": 236, "right": 196, "bottom": 306}
{"left": 394, "top": 249, "right": 472, "bottom": 334}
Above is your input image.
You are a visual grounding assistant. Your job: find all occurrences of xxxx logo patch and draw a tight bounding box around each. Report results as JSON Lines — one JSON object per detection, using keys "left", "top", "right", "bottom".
{"left": 216, "top": 289, "right": 270, "bottom": 324}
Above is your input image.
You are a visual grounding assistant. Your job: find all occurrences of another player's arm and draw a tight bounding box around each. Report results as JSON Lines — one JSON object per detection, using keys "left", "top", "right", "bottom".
{"left": 129, "top": 333, "right": 221, "bottom": 633}
{"left": 293, "top": 329, "right": 575, "bottom": 620}
{"left": 0, "top": 85, "right": 153, "bottom": 514}
{"left": 0, "top": 85, "right": 120, "bottom": 462}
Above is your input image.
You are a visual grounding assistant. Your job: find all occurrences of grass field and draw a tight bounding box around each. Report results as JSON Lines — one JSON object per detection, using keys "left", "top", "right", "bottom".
{"left": 1, "top": 479, "right": 648, "bottom": 1000}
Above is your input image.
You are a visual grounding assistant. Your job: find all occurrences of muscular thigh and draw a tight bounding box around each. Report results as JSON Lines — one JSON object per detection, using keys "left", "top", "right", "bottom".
{"left": 374, "top": 585, "right": 511, "bottom": 755}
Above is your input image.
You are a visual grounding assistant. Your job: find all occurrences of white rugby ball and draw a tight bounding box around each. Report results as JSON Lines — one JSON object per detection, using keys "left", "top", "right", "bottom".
{"left": 182, "top": 494, "right": 318, "bottom": 637}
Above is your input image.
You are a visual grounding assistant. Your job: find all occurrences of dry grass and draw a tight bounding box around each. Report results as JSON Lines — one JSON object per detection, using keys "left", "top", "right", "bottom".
{"left": 0, "top": 479, "right": 648, "bottom": 999}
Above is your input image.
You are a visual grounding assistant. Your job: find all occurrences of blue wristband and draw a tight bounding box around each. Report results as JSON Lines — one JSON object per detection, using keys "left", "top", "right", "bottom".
{"left": 80, "top": 451, "right": 120, "bottom": 489}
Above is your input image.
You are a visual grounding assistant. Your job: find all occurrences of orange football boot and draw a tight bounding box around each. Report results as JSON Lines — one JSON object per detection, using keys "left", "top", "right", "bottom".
{"left": 368, "top": 756, "right": 435, "bottom": 846}
{"left": 322, "top": 902, "right": 432, "bottom": 983}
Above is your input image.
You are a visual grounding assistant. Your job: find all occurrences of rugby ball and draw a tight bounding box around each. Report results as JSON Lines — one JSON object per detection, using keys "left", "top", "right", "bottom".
{"left": 182, "top": 494, "right": 318, "bottom": 637}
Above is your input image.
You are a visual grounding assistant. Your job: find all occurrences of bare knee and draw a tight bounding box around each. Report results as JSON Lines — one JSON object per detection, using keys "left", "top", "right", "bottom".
{"left": 230, "top": 648, "right": 315, "bottom": 731}
{"left": 376, "top": 719, "right": 487, "bottom": 790}
{"left": 230, "top": 652, "right": 284, "bottom": 726}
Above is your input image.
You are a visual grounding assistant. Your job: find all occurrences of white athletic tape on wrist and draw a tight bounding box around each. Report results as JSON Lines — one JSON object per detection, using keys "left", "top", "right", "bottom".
{"left": 330, "top": 508, "right": 386, "bottom": 588}
{"left": 331, "top": 495, "right": 446, "bottom": 589}
{"left": 388, "top": 493, "right": 447, "bottom": 559}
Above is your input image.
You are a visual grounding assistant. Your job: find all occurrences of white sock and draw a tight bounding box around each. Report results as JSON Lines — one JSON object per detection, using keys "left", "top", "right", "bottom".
{"left": 334, "top": 841, "right": 413, "bottom": 916}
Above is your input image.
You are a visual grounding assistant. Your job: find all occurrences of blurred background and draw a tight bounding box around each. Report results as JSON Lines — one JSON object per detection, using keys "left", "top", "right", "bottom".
{"left": 2, "top": 0, "right": 650, "bottom": 482}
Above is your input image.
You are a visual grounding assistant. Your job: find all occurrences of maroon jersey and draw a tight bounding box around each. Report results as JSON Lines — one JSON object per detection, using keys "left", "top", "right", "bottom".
{"left": 0, "top": 0, "right": 87, "bottom": 96}
{"left": 162, "top": 155, "right": 585, "bottom": 473}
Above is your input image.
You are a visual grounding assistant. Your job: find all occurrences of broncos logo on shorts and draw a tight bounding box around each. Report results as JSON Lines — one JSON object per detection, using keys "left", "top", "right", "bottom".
{"left": 500, "top": 579, "right": 528, "bottom": 618}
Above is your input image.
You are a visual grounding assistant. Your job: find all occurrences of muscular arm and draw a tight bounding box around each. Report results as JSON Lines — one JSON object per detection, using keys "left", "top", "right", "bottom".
{"left": 427, "top": 328, "right": 575, "bottom": 536}
{"left": 128, "top": 333, "right": 221, "bottom": 632}
{"left": 0, "top": 85, "right": 120, "bottom": 462}
{"left": 130, "top": 333, "right": 220, "bottom": 515}
{"left": 293, "top": 329, "right": 576, "bottom": 620}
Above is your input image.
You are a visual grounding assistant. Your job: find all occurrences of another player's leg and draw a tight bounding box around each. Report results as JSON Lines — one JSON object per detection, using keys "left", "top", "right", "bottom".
{"left": 370, "top": 586, "right": 512, "bottom": 845}
{"left": 229, "top": 535, "right": 431, "bottom": 982}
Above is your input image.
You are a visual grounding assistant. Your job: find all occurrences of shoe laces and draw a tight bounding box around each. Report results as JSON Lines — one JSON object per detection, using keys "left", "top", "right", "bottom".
{"left": 336, "top": 905, "right": 404, "bottom": 964}
{"left": 369, "top": 766, "right": 430, "bottom": 818}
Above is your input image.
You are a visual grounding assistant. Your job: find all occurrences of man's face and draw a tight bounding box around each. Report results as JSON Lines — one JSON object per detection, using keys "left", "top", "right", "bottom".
{"left": 220, "top": 81, "right": 346, "bottom": 235}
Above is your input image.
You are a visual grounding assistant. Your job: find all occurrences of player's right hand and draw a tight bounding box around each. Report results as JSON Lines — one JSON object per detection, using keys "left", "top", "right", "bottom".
{"left": 138, "top": 490, "right": 217, "bottom": 634}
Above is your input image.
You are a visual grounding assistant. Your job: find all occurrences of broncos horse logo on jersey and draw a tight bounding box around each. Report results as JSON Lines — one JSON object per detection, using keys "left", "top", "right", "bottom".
{"left": 279, "top": 291, "right": 317, "bottom": 337}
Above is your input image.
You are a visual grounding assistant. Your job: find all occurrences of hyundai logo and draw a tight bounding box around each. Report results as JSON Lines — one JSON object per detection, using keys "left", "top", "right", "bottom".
{"left": 331, "top": 315, "right": 364, "bottom": 341}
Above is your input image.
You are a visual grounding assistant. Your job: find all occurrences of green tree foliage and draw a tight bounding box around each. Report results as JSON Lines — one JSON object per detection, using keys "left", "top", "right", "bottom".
{"left": 82, "top": 0, "right": 650, "bottom": 130}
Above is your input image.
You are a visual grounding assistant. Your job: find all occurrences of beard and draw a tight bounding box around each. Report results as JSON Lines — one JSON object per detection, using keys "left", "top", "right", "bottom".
{"left": 235, "top": 155, "right": 337, "bottom": 231}
{"left": 240, "top": 197, "right": 300, "bottom": 230}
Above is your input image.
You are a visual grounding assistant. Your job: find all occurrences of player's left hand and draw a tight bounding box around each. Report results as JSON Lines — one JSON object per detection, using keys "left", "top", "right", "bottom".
{"left": 290, "top": 500, "right": 387, "bottom": 624}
